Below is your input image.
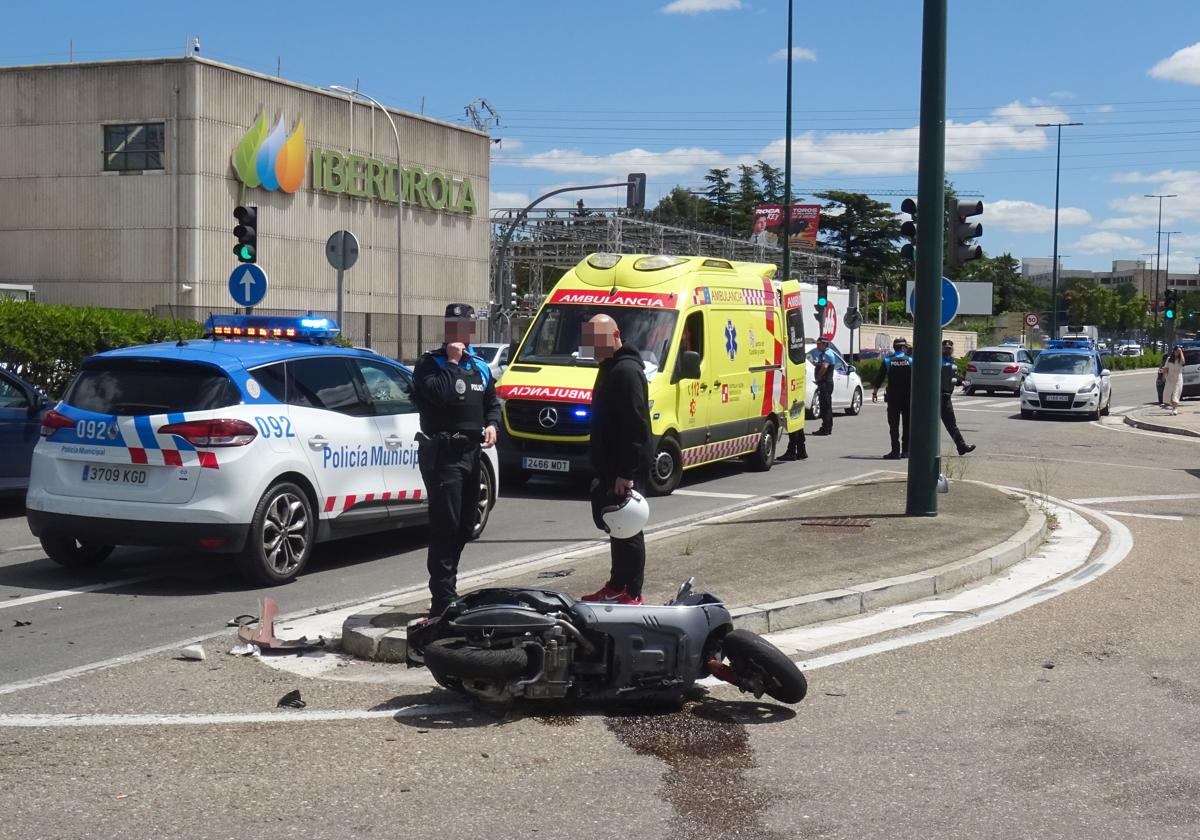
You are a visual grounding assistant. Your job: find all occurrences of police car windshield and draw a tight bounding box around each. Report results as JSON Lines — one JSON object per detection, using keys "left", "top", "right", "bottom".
{"left": 1033, "top": 353, "right": 1094, "bottom": 375}
{"left": 516, "top": 305, "right": 678, "bottom": 369}
{"left": 65, "top": 358, "right": 242, "bottom": 415}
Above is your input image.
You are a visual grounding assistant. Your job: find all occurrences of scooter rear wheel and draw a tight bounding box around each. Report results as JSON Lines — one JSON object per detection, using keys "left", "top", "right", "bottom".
{"left": 423, "top": 637, "right": 529, "bottom": 681}
{"left": 721, "top": 629, "right": 808, "bottom": 704}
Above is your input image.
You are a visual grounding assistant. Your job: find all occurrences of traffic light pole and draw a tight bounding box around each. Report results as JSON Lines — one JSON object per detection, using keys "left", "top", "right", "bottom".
{"left": 906, "top": 0, "right": 948, "bottom": 518}
{"left": 781, "top": 0, "right": 794, "bottom": 293}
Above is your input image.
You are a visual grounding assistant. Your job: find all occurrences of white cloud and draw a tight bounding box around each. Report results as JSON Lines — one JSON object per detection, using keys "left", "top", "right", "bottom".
{"left": 1093, "top": 217, "right": 1144, "bottom": 230}
{"left": 1148, "top": 42, "right": 1200, "bottom": 85}
{"left": 501, "top": 146, "right": 728, "bottom": 179}
{"left": 1109, "top": 169, "right": 1200, "bottom": 227}
{"left": 1071, "top": 232, "right": 1149, "bottom": 255}
{"left": 661, "top": 0, "right": 741, "bottom": 14}
{"left": 493, "top": 138, "right": 523, "bottom": 152}
{"left": 1095, "top": 104, "right": 1116, "bottom": 113}
{"left": 489, "top": 191, "right": 530, "bottom": 209}
{"left": 986, "top": 199, "right": 1091, "bottom": 233}
{"left": 770, "top": 47, "right": 817, "bottom": 62}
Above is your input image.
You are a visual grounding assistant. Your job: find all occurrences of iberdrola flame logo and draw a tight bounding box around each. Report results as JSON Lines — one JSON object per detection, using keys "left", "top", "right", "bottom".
{"left": 233, "top": 110, "right": 305, "bottom": 193}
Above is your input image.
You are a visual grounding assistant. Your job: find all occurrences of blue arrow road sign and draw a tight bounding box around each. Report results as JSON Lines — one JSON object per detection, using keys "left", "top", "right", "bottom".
{"left": 228, "top": 264, "right": 269, "bottom": 308}
{"left": 908, "top": 277, "right": 960, "bottom": 328}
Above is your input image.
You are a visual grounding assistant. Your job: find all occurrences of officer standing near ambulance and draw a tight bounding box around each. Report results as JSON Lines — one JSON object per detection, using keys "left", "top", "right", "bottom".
{"left": 412, "top": 303, "right": 501, "bottom": 616}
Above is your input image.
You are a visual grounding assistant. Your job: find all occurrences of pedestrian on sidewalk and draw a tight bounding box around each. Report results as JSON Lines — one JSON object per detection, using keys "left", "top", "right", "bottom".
{"left": 580, "top": 314, "right": 651, "bottom": 606}
{"left": 1162, "top": 346, "right": 1185, "bottom": 415}
{"left": 810, "top": 336, "right": 837, "bottom": 436}
{"left": 941, "top": 339, "right": 975, "bottom": 455}
{"left": 412, "top": 303, "right": 501, "bottom": 617}
{"left": 1156, "top": 362, "right": 1167, "bottom": 406}
{"left": 871, "top": 337, "right": 913, "bottom": 459}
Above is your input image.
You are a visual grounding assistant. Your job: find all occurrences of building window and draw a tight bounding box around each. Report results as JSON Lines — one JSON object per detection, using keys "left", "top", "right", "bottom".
{"left": 103, "top": 123, "right": 164, "bottom": 171}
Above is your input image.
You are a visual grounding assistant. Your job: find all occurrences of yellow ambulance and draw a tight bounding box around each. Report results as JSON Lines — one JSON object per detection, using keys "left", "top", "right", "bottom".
{"left": 496, "top": 253, "right": 809, "bottom": 495}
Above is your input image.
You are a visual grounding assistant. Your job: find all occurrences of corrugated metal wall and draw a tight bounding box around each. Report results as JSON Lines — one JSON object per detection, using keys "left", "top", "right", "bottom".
{"left": 0, "top": 57, "right": 490, "bottom": 358}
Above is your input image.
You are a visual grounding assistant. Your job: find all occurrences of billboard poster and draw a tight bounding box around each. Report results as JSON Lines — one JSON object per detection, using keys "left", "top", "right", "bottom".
{"left": 750, "top": 204, "right": 820, "bottom": 250}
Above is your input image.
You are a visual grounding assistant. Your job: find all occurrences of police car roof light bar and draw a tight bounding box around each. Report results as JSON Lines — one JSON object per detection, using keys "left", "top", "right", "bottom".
{"left": 203, "top": 314, "right": 341, "bottom": 343}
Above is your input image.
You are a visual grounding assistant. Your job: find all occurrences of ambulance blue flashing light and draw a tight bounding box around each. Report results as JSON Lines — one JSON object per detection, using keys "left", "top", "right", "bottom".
{"left": 204, "top": 314, "right": 341, "bottom": 343}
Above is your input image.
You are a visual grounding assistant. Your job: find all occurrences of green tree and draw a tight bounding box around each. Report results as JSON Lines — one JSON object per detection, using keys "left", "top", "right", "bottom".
{"left": 651, "top": 186, "right": 709, "bottom": 226}
{"left": 732, "top": 164, "right": 763, "bottom": 235}
{"left": 813, "top": 190, "right": 905, "bottom": 293}
{"left": 703, "top": 167, "right": 733, "bottom": 232}
{"left": 757, "top": 160, "right": 783, "bottom": 203}
{"left": 957, "top": 252, "right": 1047, "bottom": 314}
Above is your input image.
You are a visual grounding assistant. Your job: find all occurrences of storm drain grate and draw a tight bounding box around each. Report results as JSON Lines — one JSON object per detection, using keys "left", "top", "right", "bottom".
{"left": 801, "top": 517, "right": 872, "bottom": 528}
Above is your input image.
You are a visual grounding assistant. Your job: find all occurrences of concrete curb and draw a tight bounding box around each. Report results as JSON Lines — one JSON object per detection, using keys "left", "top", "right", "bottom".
{"left": 340, "top": 485, "right": 1048, "bottom": 662}
{"left": 1123, "top": 410, "right": 1200, "bottom": 439}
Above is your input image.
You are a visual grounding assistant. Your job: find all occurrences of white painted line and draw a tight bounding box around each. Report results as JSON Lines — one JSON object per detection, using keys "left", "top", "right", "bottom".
{"left": 0, "top": 702, "right": 472, "bottom": 729}
{"left": 1109, "top": 406, "right": 1135, "bottom": 415}
{"left": 0, "top": 543, "right": 40, "bottom": 555}
{"left": 1071, "top": 492, "right": 1200, "bottom": 505}
{"left": 1091, "top": 419, "right": 1200, "bottom": 443}
{"left": 0, "top": 576, "right": 156, "bottom": 611}
{"left": 1101, "top": 510, "right": 1184, "bottom": 521}
{"left": 672, "top": 489, "right": 755, "bottom": 500}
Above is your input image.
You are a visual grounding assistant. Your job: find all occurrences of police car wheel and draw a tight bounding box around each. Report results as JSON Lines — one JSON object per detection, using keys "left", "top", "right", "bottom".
{"left": 40, "top": 535, "right": 113, "bottom": 569}
{"left": 845, "top": 388, "right": 863, "bottom": 416}
{"left": 468, "top": 465, "right": 496, "bottom": 541}
{"left": 648, "top": 436, "right": 683, "bottom": 497}
{"left": 236, "top": 482, "right": 314, "bottom": 585}
{"left": 806, "top": 393, "right": 821, "bottom": 420}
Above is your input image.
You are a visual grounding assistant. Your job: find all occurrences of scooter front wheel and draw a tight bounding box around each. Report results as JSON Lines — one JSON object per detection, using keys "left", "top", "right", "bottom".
{"left": 720, "top": 629, "right": 808, "bottom": 704}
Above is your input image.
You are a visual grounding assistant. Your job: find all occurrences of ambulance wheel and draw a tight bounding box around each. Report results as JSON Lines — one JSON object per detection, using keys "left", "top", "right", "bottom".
{"left": 648, "top": 436, "right": 683, "bottom": 497}
{"left": 41, "top": 535, "right": 113, "bottom": 569}
{"left": 746, "top": 419, "right": 776, "bottom": 472}
{"left": 236, "top": 481, "right": 314, "bottom": 585}
{"left": 845, "top": 387, "right": 863, "bottom": 416}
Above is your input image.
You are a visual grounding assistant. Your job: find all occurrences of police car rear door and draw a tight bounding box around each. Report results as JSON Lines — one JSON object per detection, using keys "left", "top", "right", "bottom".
{"left": 351, "top": 358, "right": 427, "bottom": 520}
{"left": 283, "top": 356, "right": 388, "bottom": 525}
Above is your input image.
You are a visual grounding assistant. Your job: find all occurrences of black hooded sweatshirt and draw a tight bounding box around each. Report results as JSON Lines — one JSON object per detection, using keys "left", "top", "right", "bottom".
{"left": 589, "top": 343, "right": 651, "bottom": 484}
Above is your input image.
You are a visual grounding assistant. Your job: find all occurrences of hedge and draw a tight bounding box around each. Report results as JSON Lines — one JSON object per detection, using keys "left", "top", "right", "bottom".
{"left": 0, "top": 300, "right": 204, "bottom": 398}
{"left": 1100, "top": 352, "right": 1162, "bottom": 371}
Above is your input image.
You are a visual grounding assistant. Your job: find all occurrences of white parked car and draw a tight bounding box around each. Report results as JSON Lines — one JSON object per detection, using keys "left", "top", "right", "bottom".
{"left": 1020, "top": 346, "right": 1112, "bottom": 420}
{"left": 803, "top": 341, "right": 864, "bottom": 420}
{"left": 472, "top": 342, "right": 511, "bottom": 381}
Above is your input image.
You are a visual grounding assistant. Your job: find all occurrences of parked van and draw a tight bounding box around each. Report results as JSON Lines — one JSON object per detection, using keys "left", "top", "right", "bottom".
{"left": 496, "top": 253, "right": 807, "bottom": 495}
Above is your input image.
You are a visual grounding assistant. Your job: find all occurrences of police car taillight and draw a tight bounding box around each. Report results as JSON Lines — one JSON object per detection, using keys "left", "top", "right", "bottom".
{"left": 158, "top": 419, "right": 257, "bottom": 447}
{"left": 40, "top": 410, "right": 76, "bottom": 437}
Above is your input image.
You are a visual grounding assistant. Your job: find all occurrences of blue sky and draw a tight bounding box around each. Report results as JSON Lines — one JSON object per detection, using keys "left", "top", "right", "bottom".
{"left": 6, "top": 0, "right": 1200, "bottom": 272}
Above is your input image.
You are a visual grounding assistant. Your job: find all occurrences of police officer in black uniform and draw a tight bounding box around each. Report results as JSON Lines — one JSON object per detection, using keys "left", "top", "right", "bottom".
{"left": 412, "top": 303, "right": 501, "bottom": 616}
{"left": 811, "top": 336, "right": 837, "bottom": 436}
{"left": 871, "top": 337, "right": 913, "bottom": 459}
{"left": 941, "top": 339, "right": 975, "bottom": 456}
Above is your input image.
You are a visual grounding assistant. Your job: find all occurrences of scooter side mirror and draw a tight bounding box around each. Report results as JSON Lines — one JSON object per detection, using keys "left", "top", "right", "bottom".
{"left": 669, "top": 576, "right": 695, "bottom": 605}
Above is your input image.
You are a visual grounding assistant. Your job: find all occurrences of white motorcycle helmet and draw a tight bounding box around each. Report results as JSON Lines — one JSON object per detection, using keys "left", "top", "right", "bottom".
{"left": 600, "top": 490, "right": 650, "bottom": 539}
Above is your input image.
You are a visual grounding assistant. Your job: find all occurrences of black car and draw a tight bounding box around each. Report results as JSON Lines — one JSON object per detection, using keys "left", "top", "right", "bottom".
{"left": 0, "top": 367, "right": 50, "bottom": 492}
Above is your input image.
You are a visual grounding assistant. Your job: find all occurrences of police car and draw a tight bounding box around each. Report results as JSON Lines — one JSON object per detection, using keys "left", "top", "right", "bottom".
{"left": 25, "top": 315, "right": 499, "bottom": 584}
{"left": 1019, "top": 339, "right": 1112, "bottom": 420}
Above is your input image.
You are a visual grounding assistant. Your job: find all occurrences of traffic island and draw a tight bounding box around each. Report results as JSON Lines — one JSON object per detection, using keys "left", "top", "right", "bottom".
{"left": 341, "top": 477, "right": 1047, "bottom": 663}
{"left": 1124, "top": 403, "right": 1200, "bottom": 439}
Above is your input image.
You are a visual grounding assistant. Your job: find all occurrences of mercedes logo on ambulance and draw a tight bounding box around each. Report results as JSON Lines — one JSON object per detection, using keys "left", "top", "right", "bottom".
{"left": 538, "top": 407, "right": 559, "bottom": 428}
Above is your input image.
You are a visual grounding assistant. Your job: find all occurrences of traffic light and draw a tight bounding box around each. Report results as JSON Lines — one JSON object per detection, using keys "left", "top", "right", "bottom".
{"left": 626, "top": 172, "right": 647, "bottom": 210}
{"left": 947, "top": 199, "right": 983, "bottom": 267}
{"left": 233, "top": 206, "right": 257, "bottom": 264}
{"left": 899, "top": 198, "right": 917, "bottom": 261}
{"left": 1164, "top": 288, "right": 1178, "bottom": 320}
{"left": 815, "top": 281, "right": 829, "bottom": 326}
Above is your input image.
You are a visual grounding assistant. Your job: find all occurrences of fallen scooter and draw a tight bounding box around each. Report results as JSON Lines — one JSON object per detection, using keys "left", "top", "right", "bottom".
{"left": 406, "top": 577, "right": 807, "bottom": 705}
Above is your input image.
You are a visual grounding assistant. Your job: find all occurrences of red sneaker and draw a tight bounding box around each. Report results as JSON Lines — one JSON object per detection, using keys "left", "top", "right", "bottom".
{"left": 580, "top": 582, "right": 623, "bottom": 602}
{"left": 613, "top": 591, "right": 644, "bottom": 606}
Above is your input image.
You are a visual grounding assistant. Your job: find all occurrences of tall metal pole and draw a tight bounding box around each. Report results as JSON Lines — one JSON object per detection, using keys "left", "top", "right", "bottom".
{"left": 330, "top": 86, "right": 404, "bottom": 360}
{"left": 1036, "top": 121, "right": 1082, "bottom": 338}
{"left": 780, "top": 0, "right": 794, "bottom": 286}
{"left": 1143, "top": 194, "right": 1176, "bottom": 340}
{"left": 906, "top": 0, "right": 948, "bottom": 517}
{"left": 1165, "top": 229, "right": 1181, "bottom": 348}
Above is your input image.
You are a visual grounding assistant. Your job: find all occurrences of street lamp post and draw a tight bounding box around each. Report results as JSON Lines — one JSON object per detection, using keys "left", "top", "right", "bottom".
{"left": 329, "top": 85, "right": 405, "bottom": 361}
{"left": 1144, "top": 193, "right": 1177, "bottom": 337}
{"left": 1164, "top": 230, "right": 1182, "bottom": 347}
{"left": 781, "top": 0, "right": 794, "bottom": 285}
{"left": 1036, "top": 121, "right": 1083, "bottom": 338}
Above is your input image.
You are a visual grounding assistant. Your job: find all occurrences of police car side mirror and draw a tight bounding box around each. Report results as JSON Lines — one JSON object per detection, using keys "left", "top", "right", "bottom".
{"left": 674, "top": 350, "right": 702, "bottom": 383}
{"left": 1101, "top": 369, "right": 1111, "bottom": 377}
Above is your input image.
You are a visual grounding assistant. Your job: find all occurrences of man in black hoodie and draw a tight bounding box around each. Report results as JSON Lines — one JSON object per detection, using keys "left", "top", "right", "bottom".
{"left": 579, "top": 314, "right": 651, "bottom": 605}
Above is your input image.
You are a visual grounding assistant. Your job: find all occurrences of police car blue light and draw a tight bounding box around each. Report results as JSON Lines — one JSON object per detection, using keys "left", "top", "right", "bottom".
{"left": 26, "top": 320, "right": 498, "bottom": 586}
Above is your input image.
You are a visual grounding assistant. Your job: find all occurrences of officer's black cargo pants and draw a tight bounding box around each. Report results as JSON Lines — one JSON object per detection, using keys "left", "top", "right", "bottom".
{"left": 418, "top": 436, "right": 481, "bottom": 615}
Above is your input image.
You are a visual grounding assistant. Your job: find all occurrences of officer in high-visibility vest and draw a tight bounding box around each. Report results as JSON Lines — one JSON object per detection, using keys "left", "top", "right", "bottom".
{"left": 412, "top": 303, "right": 501, "bottom": 616}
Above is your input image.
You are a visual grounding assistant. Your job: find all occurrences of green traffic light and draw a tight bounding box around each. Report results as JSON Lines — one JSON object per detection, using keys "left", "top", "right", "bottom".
{"left": 1165, "top": 309, "right": 1175, "bottom": 320}
{"left": 233, "top": 244, "right": 255, "bottom": 262}
{"left": 817, "top": 297, "right": 828, "bottom": 307}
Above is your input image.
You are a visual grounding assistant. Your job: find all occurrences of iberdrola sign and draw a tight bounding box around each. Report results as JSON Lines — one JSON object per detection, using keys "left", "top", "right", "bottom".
{"left": 233, "top": 110, "right": 477, "bottom": 215}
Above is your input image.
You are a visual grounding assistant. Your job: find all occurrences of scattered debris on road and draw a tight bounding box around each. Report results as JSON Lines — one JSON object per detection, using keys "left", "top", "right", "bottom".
{"left": 237, "top": 596, "right": 324, "bottom": 652}
{"left": 226, "top": 614, "right": 257, "bottom": 627}
{"left": 227, "top": 643, "right": 260, "bottom": 657}
{"left": 277, "top": 689, "right": 305, "bottom": 709}
{"left": 536, "top": 569, "right": 574, "bottom": 579}
{"left": 178, "top": 645, "right": 206, "bottom": 661}
{"left": 13, "top": 620, "right": 31, "bottom": 627}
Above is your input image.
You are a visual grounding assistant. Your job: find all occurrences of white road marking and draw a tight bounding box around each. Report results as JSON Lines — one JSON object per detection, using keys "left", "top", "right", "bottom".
{"left": 1101, "top": 510, "right": 1184, "bottom": 521}
{"left": 0, "top": 576, "right": 156, "bottom": 611}
{"left": 0, "top": 702, "right": 472, "bottom": 729}
{"left": 0, "top": 543, "right": 40, "bottom": 555}
{"left": 1089, "top": 420, "right": 1200, "bottom": 443}
{"left": 672, "top": 489, "right": 755, "bottom": 500}
{"left": 988, "top": 452, "right": 1183, "bottom": 473}
{"left": 1109, "top": 406, "right": 1135, "bottom": 415}
{"left": 1071, "top": 492, "right": 1200, "bottom": 505}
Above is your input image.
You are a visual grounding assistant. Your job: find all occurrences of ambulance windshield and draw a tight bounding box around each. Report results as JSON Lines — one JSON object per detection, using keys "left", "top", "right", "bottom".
{"left": 516, "top": 305, "right": 679, "bottom": 370}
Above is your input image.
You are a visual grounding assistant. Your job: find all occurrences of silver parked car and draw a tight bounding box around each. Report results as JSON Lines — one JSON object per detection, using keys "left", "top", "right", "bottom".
{"left": 963, "top": 345, "right": 1034, "bottom": 395}
{"left": 471, "top": 342, "right": 512, "bottom": 381}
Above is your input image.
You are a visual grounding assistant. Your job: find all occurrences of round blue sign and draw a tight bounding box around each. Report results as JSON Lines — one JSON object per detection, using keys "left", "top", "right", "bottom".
{"left": 907, "top": 277, "right": 960, "bottom": 328}
{"left": 228, "top": 264, "right": 269, "bottom": 308}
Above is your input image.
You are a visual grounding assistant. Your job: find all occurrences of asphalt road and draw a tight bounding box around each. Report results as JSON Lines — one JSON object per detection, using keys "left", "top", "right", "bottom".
{"left": 5, "top": 368, "right": 1200, "bottom": 839}
{"left": 0, "top": 369, "right": 1169, "bottom": 690}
